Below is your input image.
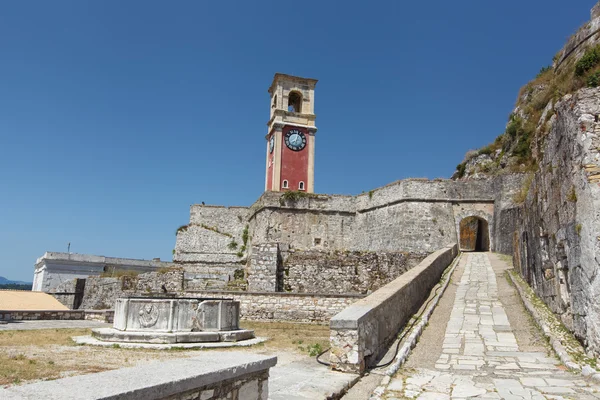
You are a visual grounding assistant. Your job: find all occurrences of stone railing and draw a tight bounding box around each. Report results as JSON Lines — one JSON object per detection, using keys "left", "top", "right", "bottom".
{"left": 0, "top": 352, "right": 276, "bottom": 400}
{"left": 329, "top": 244, "right": 458, "bottom": 373}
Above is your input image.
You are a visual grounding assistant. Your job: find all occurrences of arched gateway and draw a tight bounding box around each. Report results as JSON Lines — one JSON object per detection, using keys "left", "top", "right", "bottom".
{"left": 459, "top": 216, "right": 490, "bottom": 251}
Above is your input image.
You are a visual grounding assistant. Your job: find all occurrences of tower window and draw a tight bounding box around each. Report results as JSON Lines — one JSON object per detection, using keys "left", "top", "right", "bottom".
{"left": 272, "top": 95, "right": 277, "bottom": 109}
{"left": 282, "top": 180, "right": 289, "bottom": 189}
{"left": 288, "top": 91, "right": 302, "bottom": 113}
{"left": 298, "top": 181, "right": 305, "bottom": 191}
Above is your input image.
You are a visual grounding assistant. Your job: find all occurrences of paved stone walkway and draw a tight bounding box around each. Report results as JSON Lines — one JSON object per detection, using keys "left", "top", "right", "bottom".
{"left": 381, "top": 253, "right": 600, "bottom": 399}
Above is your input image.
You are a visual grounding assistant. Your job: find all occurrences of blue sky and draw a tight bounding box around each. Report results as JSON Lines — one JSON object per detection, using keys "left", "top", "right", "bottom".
{"left": 0, "top": 1, "right": 595, "bottom": 281}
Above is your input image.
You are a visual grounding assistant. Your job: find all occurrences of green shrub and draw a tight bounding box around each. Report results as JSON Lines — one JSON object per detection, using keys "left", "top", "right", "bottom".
{"left": 537, "top": 65, "right": 552, "bottom": 77}
{"left": 567, "top": 186, "right": 577, "bottom": 202}
{"left": 478, "top": 145, "right": 494, "bottom": 156}
{"left": 280, "top": 190, "right": 308, "bottom": 203}
{"left": 506, "top": 116, "right": 522, "bottom": 138}
{"left": 233, "top": 269, "right": 245, "bottom": 280}
{"left": 588, "top": 71, "right": 600, "bottom": 87}
{"left": 456, "top": 163, "right": 466, "bottom": 178}
{"left": 242, "top": 225, "right": 249, "bottom": 246}
{"left": 513, "top": 132, "right": 532, "bottom": 159}
{"left": 575, "top": 46, "right": 600, "bottom": 76}
{"left": 228, "top": 241, "right": 238, "bottom": 250}
{"left": 307, "top": 343, "right": 323, "bottom": 357}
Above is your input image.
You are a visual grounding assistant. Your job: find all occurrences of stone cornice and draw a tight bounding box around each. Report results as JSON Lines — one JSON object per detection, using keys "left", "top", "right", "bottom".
{"left": 268, "top": 73, "right": 318, "bottom": 94}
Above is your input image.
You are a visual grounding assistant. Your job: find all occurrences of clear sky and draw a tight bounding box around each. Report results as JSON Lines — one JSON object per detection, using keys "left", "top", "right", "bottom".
{"left": 0, "top": 1, "right": 595, "bottom": 282}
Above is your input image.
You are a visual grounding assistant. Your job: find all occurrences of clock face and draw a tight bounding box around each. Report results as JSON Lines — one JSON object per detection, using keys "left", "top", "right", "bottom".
{"left": 269, "top": 136, "right": 274, "bottom": 153}
{"left": 284, "top": 129, "right": 307, "bottom": 151}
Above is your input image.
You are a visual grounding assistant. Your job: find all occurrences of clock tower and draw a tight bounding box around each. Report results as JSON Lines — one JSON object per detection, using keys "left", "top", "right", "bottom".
{"left": 265, "top": 73, "right": 317, "bottom": 193}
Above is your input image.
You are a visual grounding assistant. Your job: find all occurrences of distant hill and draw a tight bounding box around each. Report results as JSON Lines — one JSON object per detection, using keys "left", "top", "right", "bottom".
{"left": 0, "top": 276, "right": 33, "bottom": 290}
{"left": 0, "top": 276, "right": 32, "bottom": 285}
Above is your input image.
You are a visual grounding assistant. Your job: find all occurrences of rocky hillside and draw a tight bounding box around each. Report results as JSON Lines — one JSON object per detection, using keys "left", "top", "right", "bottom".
{"left": 453, "top": 3, "right": 600, "bottom": 180}
{"left": 460, "top": 2, "right": 600, "bottom": 358}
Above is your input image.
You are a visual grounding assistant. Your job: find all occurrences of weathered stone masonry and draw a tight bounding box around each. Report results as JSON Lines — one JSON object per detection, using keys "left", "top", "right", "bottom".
{"left": 514, "top": 88, "right": 600, "bottom": 357}
{"left": 174, "top": 176, "right": 522, "bottom": 296}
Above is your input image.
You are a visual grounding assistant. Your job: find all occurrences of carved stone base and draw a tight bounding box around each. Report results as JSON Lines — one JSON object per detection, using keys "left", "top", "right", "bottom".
{"left": 91, "top": 327, "right": 255, "bottom": 344}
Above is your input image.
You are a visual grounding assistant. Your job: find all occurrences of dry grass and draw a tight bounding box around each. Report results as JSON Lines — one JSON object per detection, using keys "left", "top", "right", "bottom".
{"left": 240, "top": 321, "right": 329, "bottom": 355}
{"left": 0, "top": 328, "right": 89, "bottom": 347}
{"left": 0, "top": 321, "right": 330, "bottom": 386}
{"left": 0, "top": 328, "right": 112, "bottom": 385}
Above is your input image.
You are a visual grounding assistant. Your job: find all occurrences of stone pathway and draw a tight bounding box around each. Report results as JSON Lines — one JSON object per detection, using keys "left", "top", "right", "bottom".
{"left": 381, "top": 253, "right": 600, "bottom": 399}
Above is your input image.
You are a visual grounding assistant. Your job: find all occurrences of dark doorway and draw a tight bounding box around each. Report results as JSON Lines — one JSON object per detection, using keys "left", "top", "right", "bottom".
{"left": 459, "top": 216, "right": 490, "bottom": 251}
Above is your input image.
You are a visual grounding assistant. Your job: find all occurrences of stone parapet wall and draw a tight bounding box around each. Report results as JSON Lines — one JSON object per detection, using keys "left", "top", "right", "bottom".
{"left": 0, "top": 353, "right": 276, "bottom": 400}
{"left": 329, "top": 244, "right": 458, "bottom": 373}
{"left": 353, "top": 179, "right": 496, "bottom": 212}
{"left": 186, "top": 290, "right": 363, "bottom": 323}
{"left": 245, "top": 178, "right": 512, "bottom": 257}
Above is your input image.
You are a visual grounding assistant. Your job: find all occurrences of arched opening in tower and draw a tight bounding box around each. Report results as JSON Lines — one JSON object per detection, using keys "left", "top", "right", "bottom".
{"left": 459, "top": 216, "right": 490, "bottom": 252}
{"left": 288, "top": 91, "right": 302, "bottom": 113}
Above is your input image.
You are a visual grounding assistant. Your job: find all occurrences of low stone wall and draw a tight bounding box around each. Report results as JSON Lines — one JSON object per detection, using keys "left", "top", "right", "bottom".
{"left": 187, "top": 290, "right": 364, "bottom": 323}
{"left": 0, "top": 309, "right": 114, "bottom": 322}
{"left": 84, "top": 309, "right": 114, "bottom": 323}
{"left": 0, "top": 310, "right": 85, "bottom": 321}
{"left": 0, "top": 352, "right": 276, "bottom": 400}
{"left": 329, "top": 244, "right": 458, "bottom": 373}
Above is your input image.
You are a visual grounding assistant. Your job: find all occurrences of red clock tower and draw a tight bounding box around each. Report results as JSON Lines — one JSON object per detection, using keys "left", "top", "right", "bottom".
{"left": 265, "top": 73, "right": 317, "bottom": 193}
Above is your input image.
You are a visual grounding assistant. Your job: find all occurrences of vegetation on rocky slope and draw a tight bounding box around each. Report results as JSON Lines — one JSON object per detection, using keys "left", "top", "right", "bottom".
{"left": 455, "top": 38, "right": 600, "bottom": 179}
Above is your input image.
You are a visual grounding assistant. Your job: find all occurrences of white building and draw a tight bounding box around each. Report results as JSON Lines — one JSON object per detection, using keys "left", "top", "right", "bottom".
{"left": 33, "top": 252, "right": 173, "bottom": 292}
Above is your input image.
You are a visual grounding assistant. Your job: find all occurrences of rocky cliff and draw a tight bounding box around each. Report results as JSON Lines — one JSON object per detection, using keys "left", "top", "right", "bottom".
{"left": 454, "top": 4, "right": 600, "bottom": 181}
{"left": 454, "top": 3, "right": 600, "bottom": 357}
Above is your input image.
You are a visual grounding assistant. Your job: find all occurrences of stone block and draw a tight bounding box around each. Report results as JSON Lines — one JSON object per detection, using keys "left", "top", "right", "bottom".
{"left": 0, "top": 352, "right": 276, "bottom": 400}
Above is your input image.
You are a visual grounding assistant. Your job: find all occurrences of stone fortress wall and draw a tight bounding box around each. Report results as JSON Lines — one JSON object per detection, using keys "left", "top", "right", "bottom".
{"left": 173, "top": 206, "right": 249, "bottom": 290}
{"left": 173, "top": 174, "right": 524, "bottom": 296}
